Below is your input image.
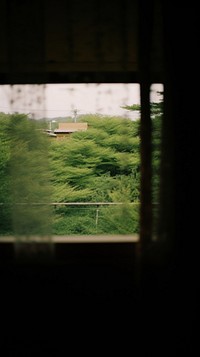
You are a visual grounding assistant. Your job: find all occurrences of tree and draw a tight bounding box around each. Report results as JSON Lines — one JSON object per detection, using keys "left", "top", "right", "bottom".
{"left": 50, "top": 114, "right": 141, "bottom": 234}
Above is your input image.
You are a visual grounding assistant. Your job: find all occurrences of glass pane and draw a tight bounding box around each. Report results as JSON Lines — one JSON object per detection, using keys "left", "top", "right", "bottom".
{"left": 0, "top": 83, "right": 143, "bottom": 242}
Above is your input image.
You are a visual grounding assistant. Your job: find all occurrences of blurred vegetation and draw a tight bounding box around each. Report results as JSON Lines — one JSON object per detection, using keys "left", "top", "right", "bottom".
{"left": 0, "top": 113, "right": 53, "bottom": 239}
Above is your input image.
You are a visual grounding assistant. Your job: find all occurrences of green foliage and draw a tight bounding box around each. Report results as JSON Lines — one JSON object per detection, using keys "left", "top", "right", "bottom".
{"left": 53, "top": 207, "right": 98, "bottom": 235}
{"left": 53, "top": 204, "right": 140, "bottom": 235}
{"left": 50, "top": 114, "right": 141, "bottom": 234}
{"left": 0, "top": 113, "right": 12, "bottom": 233}
{"left": 50, "top": 114, "right": 140, "bottom": 199}
{"left": 0, "top": 109, "right": 162, "bottom": 236}
{"left": 0, "top": 113, "right": 53, "bottom": 238}
{"left": 121, "top": 104, "right": 141, "bottom": 111}
{"left": 98, "top": 204, "right": 139, "bottom": 234}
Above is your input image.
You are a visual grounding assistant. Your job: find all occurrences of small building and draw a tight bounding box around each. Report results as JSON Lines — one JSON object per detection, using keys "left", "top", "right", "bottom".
{"left": 54, "top": 122, "right": 88, "bottom": 139}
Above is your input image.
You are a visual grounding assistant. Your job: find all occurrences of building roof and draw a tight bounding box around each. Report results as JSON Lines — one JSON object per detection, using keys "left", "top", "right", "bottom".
{"left": 54, "top": 122, "right": 88, "bottom": 134}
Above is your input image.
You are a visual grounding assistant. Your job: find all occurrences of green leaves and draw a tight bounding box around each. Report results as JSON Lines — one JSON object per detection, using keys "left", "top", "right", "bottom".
{"left": 50, "top": 115, "right": 141, "bottom": 200}
{"left": 49, "top": 114, "right": 141, "bottom": 234}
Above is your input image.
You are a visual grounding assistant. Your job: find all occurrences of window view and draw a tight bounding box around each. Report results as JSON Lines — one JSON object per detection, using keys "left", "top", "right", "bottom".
{"left": 0, "top": 83, "right": 163, "bottom": 242}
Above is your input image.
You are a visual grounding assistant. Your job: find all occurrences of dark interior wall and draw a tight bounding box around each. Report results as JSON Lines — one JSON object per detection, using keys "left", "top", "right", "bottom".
{"left": 0, "top": 0, "right": 164, "bottom": 83}
{"left": 0, "top": 0, "right": 141, "bottom": 83}
{"left": 160, "top": 4, "right": 198, "bottom": 355}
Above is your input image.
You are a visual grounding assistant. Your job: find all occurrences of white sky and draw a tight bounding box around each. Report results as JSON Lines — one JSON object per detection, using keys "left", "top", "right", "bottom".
{"left": 0, "top": 83, "right": 163, "bottom": 120}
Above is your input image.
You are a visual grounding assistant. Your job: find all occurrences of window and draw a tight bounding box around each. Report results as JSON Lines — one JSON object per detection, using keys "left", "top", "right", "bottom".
{"left": 0, "top": 82, "right": 163, "bottom": 247}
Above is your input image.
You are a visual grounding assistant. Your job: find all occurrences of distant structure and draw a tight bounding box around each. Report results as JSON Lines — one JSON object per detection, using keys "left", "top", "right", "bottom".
{"left": 53, "top": 122, "right": 88, "bottom": 139}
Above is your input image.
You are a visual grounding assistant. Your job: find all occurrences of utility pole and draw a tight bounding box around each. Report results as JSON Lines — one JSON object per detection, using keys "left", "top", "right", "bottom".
{"left": 73, "top": 109, "right": 78, "bottom": 123}
{"left": 49, "top": 120, "right": 56, "bottom": 131}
